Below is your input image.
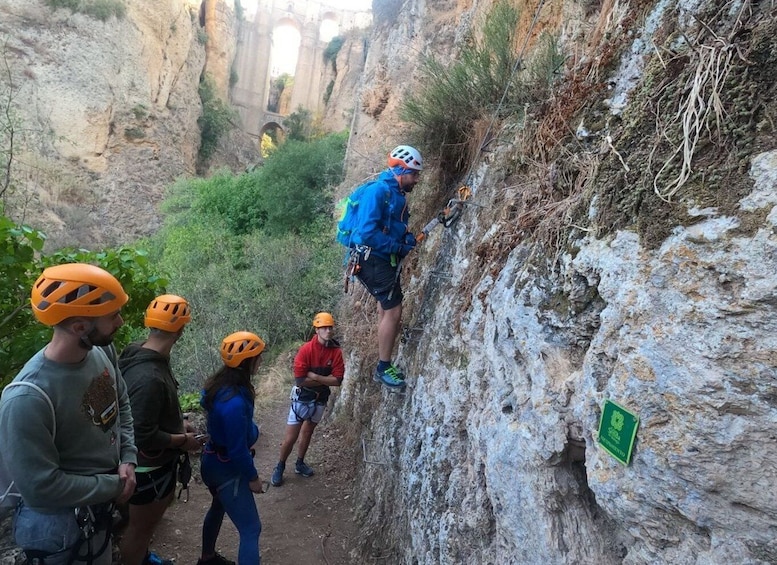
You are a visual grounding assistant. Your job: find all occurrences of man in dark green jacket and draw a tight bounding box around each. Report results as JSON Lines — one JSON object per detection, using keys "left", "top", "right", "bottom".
{"left": 119, "top": 295, "right": 208, "bottom": 565}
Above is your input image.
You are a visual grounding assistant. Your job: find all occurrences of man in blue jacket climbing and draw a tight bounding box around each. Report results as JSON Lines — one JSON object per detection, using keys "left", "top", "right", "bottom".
{"left": 349, "top": 145, "right": 423, "bottom": 392}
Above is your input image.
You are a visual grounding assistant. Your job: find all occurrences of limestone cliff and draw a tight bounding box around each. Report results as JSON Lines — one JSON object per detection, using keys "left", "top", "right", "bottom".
{"left": 321, "top": 30, "right": 368, "bottom": 135}
{"left": 203, "top": 0, "right": 237, "bottom": 98}
{"left": 0, "top": 0, "right": 252, "bottom": 249}
{"left": 336, "top": 0, "right": 777, "bottom": 563}
{"left": 1, "top": 0, "right": 775, "bottom": 561}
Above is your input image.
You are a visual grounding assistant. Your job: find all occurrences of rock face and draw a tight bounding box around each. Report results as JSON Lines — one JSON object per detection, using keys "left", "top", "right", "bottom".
{"left": 2, "top": 0, "right": 776, "bottom": 562}
{"left": 320, "top": 30, "right": 367, "bottom": 135}
{"left": 335, "top": 0, "right": 777, "bottom": 563}
{"left": 0, "top": 0, "right": 217, "bottom": 248}
{"left": 203, "top": 0, "right": 237, "bottom": 98}
{"left": 0, "top": 0, "right": 362, "bottom": 247}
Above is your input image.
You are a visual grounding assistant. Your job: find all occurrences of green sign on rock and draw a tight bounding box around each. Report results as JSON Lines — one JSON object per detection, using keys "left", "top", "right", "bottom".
{"left": 597, "top": 399, "right": 639, "bottom": 465}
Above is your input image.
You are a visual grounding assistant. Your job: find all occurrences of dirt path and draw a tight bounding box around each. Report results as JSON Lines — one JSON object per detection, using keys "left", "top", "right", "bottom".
{"left": 148, "top": 396, "right": 359, "bottom": 565}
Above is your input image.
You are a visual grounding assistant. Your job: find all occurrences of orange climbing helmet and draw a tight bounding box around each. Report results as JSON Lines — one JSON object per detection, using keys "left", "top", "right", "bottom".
{"left": 388, "top": 145, "right": 423, "bottom": 171}
{"left": 221, "top": 331, "right": 266, "bottom": 368}
{"left": 145, "top": 294, "right": 192, "bottom": 332}
{"left": 312, "top": 312, "right": 335, "bottom": 328}
{"left": 31, "top": 263, "right": 129, "bottom": 326}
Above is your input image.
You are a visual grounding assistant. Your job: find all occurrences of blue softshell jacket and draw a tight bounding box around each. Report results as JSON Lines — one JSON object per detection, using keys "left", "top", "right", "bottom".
{"left": 201, "top": 386, "right": 259, "bottom": 482}
{"left": 350, "top": 169, "right": 410, "bottom": 261}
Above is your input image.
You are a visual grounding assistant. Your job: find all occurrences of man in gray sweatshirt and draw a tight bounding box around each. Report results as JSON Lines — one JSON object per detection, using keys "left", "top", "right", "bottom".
{"left": 0, "top": 263, "right": 138, "bottom": 565}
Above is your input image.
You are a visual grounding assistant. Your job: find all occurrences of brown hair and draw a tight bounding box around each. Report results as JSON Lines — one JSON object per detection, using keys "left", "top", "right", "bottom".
{"left": 202, "top": 357, "right": 256, "bottom": 411}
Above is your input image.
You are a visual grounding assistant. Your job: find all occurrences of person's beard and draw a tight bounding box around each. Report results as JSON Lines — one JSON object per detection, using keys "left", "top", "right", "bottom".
{"left": 79, "top": 326, "right": 115, "bottom": 349}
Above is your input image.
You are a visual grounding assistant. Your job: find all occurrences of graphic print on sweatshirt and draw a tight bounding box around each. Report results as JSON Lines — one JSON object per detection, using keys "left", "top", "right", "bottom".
{"left": 81, "top": 366, "right": 118, "bottom": 434}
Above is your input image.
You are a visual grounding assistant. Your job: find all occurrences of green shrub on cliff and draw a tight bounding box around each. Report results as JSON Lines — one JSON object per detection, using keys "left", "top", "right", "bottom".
{"left": 401, "top": 0, "right": 521, "bottom": 177}
{"left": 197, "top": 75, "right": 238, "bottom": 163}
{"left": 45, "top": 0, "right": 126, "bottom": 21}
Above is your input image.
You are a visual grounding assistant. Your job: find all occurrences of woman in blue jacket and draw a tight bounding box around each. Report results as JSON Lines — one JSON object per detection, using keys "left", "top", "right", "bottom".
{"left": 197, "top": 331, "right": 266, "bottom": 565}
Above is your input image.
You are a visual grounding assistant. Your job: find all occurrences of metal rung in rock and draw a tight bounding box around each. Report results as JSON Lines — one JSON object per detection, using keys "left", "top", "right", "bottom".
{"left": 429, "top": 270, "right": 453, "bottom": 279}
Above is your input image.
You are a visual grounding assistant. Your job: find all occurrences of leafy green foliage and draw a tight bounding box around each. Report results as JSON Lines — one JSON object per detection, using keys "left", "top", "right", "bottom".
{"left": 285, "top": 107, "right": 314, "bottom": 142}
{"left": 267, "top": 74, "right": 292, "bottom": 113}
{"left": 151, "top": 136, "right": 346, "bottom": 390}
{"left": 124, "top": 126, "right": 145, "bottom": 140}
{"left": 198, "top": 75, "right": 237, "bottom": 163}
{"left": 0, "top": 218, "right": 48, "bottom": 388}
{"left": 155, "top": 223, "right": 342, "bottom": 390}
{"left": 524, "top": 33, "right": 565, "bottom": 100}
{"left": 41, "top": 246, "right": 168, "bottom": 350}
{"left": 179, "top": 392, "right": 203, "bottom": 413}
{"left": 256, "top": 133, "right": 346, "bottom": 234}
{"left": 0, "top": 216, "right": 168, "bottom": 388}
{"left": 44, "top": 0, "right": 80, "bottom": 10}
{"left": 323, "top": 37, "right": 344, "bottom": 66}
{"left": 323, "top": 80, "right": 335, "bottom": 105}
{"left": 81, "top": 0, "right": 126, "bottom": 21}
{"left": 44, "top": 0, "right": 126, "bottom": 20}
{"left": 188, "top": 131, "right": 347, "bottom": 236}
{"left": 131, "top": 104, "right": 148, "bottom": 120}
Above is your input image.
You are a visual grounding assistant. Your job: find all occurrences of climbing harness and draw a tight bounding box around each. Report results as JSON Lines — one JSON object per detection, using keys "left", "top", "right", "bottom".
{"left": 23, "top": 503, "right": 114, "bottom": 565}
{"left": 72, "top": 504, "right": 113, "bottom": 565}
{"left": 416, "top": 185, "right": 475, "bottom": 242}
{"left": 134, "top": 460, "right": 177, "bottom": 502}
{"left": 345, "top": 185, "right": 476, "bottom": 301}
{"left": 290, "top": 387, "right": 319, "bottom": 422}
{"left": 344, "top": 245, "right": 372, "bottom": 294}
{"left": 343, "top": 247, "right": 361, "bottom": 294}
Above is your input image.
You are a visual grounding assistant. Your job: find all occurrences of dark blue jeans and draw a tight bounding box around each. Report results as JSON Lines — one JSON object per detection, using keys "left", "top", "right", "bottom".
{"left": 14, "top": 504, "right": 112, "bottom": 565}
{"left": 200, "top": 453, "right": 261, "bottom": 564}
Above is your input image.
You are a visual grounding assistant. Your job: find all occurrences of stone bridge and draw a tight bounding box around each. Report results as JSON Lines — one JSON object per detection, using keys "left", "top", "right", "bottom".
{"left": 231, "top": 0, "right": 370, "bottom": 142}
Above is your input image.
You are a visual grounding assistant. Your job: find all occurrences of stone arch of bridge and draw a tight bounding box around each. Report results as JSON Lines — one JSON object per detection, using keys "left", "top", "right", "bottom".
{"left": 270, "top": 15, "right": 304, "bottom": 79}
{"left": 260, "top": 120, "right": 286, "bottom": 145}
{"left": 231, "top": 0, "right": 371, "bottom": 140}
{"left": 319, "top": 11, "right": 339, "bottom": 42}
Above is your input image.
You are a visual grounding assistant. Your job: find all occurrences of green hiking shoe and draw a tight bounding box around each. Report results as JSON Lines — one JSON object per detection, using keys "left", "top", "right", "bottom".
{"left": 374, "top": 364, "right": 406, "bottom": 392}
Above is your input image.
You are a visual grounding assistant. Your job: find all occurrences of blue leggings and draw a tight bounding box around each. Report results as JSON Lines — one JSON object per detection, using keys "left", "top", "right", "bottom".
{"left": 201, "top": 457, "right": 261, "bottom": 564}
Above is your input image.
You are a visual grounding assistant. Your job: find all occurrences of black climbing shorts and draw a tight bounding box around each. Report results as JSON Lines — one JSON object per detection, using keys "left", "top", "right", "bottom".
{"left": 129, "top": 459, "right": 177, "bottom": 505}
{"left": 356, "top": 252, "right": 403, "bottom": 310}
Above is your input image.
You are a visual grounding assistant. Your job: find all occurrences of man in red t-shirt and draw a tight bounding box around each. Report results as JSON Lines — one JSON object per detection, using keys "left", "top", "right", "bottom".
{"left": 270, "top": 312, "right": 345, "bottom": 486}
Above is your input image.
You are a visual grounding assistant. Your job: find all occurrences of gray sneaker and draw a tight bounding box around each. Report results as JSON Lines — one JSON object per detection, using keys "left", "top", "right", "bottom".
{"left": 271, "top": 462, "right": 285, "bottom": 486}
{"left": 295, "top": 460, "right": 314, "bottom": 477}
